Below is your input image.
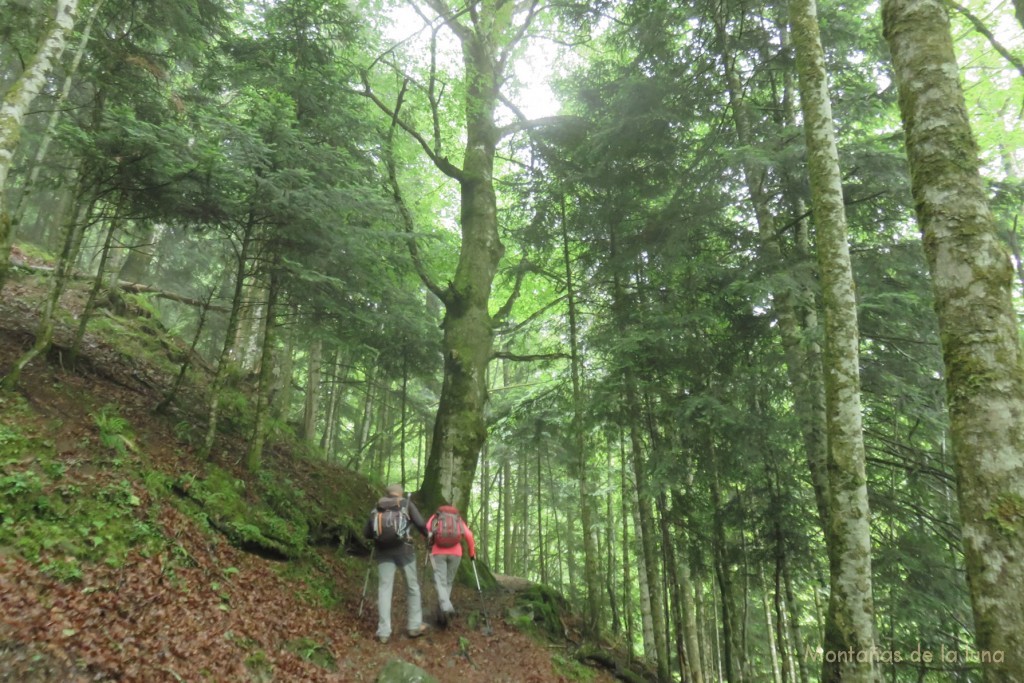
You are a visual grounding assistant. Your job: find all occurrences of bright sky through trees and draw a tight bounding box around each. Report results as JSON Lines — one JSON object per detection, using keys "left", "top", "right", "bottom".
{"left": 383, "top": 3, "right": 562, "bottom": 119}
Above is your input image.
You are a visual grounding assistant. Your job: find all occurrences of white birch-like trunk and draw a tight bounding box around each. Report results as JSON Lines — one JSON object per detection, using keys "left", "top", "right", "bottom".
{"left": 0, "top": 0, "right": 80, "bottom": 286}
{"left": 883, "top": 1, "right": 1024, "bottom": 679}
{"left": 789, "top": 0, "right": 878, "bottom": 680}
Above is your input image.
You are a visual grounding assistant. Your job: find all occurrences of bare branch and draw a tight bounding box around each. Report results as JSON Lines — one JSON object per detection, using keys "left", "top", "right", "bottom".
{"left": 496, "top": 293, "right": 567, "bottom": 336}
{"left": 498, "top": 0, "right": 542, "bottom": 73}
{"left": 945, "top": 0, "right": 1024, "bottom": 78}
{"left": 383, "top": 91, "right": 449, "bottom": 303}
{"left": 496, "top": 91, "right": 588, "bottom": 140}
{"left": 420, "top": 0, "right": 473, "bottom": 42}
{"left": 492, "top": 257, "right": 533, "bottom": 322}
{"left": 359, "top": 71, "right": 465, "bottom": 180}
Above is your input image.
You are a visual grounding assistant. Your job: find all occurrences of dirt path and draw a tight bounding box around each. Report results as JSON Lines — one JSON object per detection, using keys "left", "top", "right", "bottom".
{"left": 0, "top": 275, "right": 619, "bottom": 682}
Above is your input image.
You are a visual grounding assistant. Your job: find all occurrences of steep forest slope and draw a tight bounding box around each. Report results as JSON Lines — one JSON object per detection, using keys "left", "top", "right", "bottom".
{"left": 0, "top": 270, "right": 634, "bottom": 683}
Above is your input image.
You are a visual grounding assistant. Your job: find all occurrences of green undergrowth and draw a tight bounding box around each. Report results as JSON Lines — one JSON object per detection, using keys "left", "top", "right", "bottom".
{"left": 552, "top": 653, "right": 597, "bottom": 682}
{"left": 173, "top": 464, "right": 309, "bottom": 560}
{"left": 0, "top": 399, "right": 166, "bottom": 581}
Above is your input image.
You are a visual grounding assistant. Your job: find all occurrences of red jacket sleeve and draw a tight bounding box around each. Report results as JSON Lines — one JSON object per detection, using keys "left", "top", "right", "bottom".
{"left": 461, "top": 520, "right": 476, "bottom": 557}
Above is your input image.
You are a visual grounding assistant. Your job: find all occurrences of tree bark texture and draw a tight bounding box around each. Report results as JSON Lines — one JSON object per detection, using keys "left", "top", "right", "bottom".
{"left": 790, "top": 0, "right": 879, "bottom": 679}
{"left": 883, "top": 1, "right": 1024, "bottom": 678}
{"left": 0, "top": 0, "right": 80, "bottom": 290}
{"left": 420, "top": 11, "right": 507, "bottom": 514}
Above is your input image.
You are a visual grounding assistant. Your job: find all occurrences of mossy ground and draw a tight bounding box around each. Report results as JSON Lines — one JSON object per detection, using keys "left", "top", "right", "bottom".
{"left": 0, "top": 269, "right": 627, "bottom": 682}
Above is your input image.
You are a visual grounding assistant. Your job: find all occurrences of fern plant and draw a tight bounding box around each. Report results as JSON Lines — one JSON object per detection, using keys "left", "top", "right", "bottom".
{"left": 92, "top": 405, "right": 136, "bottom": 459}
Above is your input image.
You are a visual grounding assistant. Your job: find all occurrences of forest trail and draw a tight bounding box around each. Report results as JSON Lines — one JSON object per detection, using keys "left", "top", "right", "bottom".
{"left": 0, "top": 274, "right": 623, "bottom": 683}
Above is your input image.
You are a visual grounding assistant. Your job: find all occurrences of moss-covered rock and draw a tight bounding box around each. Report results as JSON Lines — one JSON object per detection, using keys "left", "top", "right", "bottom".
{"left": 173, "top": 464, "right": 307, "bottom": 560}
{"left": 509, "top": 583, "right": 569, "bottom": 640}
{"left": 375, "top": 658, "right": 439, "bottom": 683}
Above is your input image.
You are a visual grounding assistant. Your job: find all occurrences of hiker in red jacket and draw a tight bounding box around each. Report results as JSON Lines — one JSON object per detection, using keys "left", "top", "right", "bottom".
{"left": 425, "top": 505, "right": 475, "bottom": 626}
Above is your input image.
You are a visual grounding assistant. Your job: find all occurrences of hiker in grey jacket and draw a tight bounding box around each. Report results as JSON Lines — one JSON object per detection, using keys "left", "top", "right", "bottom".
{"left": 362, "top": 483, "right": 429, "bottom": 643}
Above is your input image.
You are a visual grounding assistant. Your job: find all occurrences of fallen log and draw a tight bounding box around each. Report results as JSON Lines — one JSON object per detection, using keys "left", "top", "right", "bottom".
{"left": 11, "top": 259, "right": 228, "bottom": 312}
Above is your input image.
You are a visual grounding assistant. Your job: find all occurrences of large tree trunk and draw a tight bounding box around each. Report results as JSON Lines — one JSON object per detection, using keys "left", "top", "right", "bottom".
{"left": 418, "top": 13, "right": 507, "bottom": 513}
{"left": 0, "top": 0, "right": 80, "bottom": 291}
{"left": 882, "top": 1, "right": 1024, "bottom": 678}
{"left": 790, "top": 0, "right": 879, "bottom": 679}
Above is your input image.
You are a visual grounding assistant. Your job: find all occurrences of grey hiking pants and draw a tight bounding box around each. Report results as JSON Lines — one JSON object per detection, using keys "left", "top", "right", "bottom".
{"left": 430, "top": 554, "right": 461, "bottom": 613}
{"left": 376, "top": 557, "right": 423, "bottom": 638}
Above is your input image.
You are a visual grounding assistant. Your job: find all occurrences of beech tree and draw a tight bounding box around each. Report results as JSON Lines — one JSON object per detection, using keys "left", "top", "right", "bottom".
{"left": 883, "top": 0, "right": 1024, "bottom": 678}
{"left": 0, "top": 0, "right": 80, "bottom": 290}
{"left": 362, "top": 0, "right": 545, "bottom": 512}
{"left": 789, "top": 0, "right": 878, "bottom": 679}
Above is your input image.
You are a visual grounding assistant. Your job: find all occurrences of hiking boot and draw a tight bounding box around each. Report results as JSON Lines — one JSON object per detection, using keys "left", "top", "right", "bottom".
{"left": 378, "top": 635, "right": 389, "bottom": 644}
{"left": 408, "top": 624, "right": 428, "bottom": 638}
{"left": 442, "top": 609, "right": 455, "bottom": 625}
{"left": 437, "top": 610, "right": 449, "bottom": 627}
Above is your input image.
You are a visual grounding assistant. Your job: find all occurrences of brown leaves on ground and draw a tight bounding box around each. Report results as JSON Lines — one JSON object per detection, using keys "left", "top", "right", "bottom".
{"left": 0, "top": 276, "right": 615, "bottom": 683}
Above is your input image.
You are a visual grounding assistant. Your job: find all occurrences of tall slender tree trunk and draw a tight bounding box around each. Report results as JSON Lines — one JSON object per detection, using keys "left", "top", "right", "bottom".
{"left": 155, "top": 288, "right": 214, "bottom": 414}
{"left": 301, "top": 337, "right": 323, "bottom": 444}
{"left": 606, "top": 447, "right": 621, "bottom": 635}
{"left": 621, "top": 437, "right": 636, "bottom": 657}
{"left": 502, "top": 456, "right": 512, "bottom": 575}
{"left": 563, "top": 209, "right": 601, "bottom": 635}
{"left": 68, "top": 209, "right": 119, "bottom": 369}
{"left": 659, "top": 493, "right": 687, "bottom": 679}
{"left": 713, "top": 10, "right": 831, "bottom": 534}
{"left": 784, "top": 561, "right": 809, "bottom": 683}
{"left": 247, "top": 265, "right": 280, "bottom": 472}
{"left": 883, "top": 2, "right": 1024, "bottom": 677}
{"left": 0, "top": 0, "right": 80, "bottom": 290}
{"left": 761, "top": 565, "right": 783, "bottom": 683}
{"left": 200, "top": 221, "right": 253, "bottom": 459}
{"left": 2, "top": 191, "right": 89, "bottom": 390}
{"left": 319, "top": 352, "right": 342, "bottom": 456}
{"left": 10, "top": 0, "right": 102, "bottom": 241}
{"left": 629, "top": 468, "right": 657, "bottom": 665}
{"left": 790, "top": 0, "right": 878, "bottom": 679}
{"left": 710, "top": 448, "right": 737, "bottom": 683}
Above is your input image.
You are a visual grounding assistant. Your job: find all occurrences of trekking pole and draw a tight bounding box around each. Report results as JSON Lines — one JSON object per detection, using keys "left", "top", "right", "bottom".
{"left": 471, "top": 557, "right": 482, "bottom": 594}
{"left": 358, "top": 547, "right": 375, "bottom": 617}
{"left": 472, "top": 557, "right": 493, "bottom": 634}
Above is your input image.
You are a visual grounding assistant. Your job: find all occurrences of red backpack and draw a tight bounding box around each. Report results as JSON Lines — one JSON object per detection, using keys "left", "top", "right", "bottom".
{"left": 431, "top": 505, "right": 463, "bottom": 548}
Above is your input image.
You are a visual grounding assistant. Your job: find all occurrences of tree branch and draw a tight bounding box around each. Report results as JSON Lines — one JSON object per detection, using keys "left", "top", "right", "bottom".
{"left": 496, "top": 92, "right": 587, "bottom": 140}
{"left": 420, "top": 0, "right": 473, "bottom": 42}
{"left": 495, "top": 294, "right": 568, "bottom": 336}
{"left": 945, "top": 0, "right": 1024, "bottom": 78}
{"left": 383, "top": 97, "right": 448, "bottom": 303}
{"left": 359, "top": 72, "right": 465, "bottom": 180}
{"left": 491, "top": 350, "right": 571, "bottom": 362}
{"left": 492, "top": 258, "right": 533, "bottom": 322}
{"left": 498, "top": 0, "right": 541, "bottom": 73}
